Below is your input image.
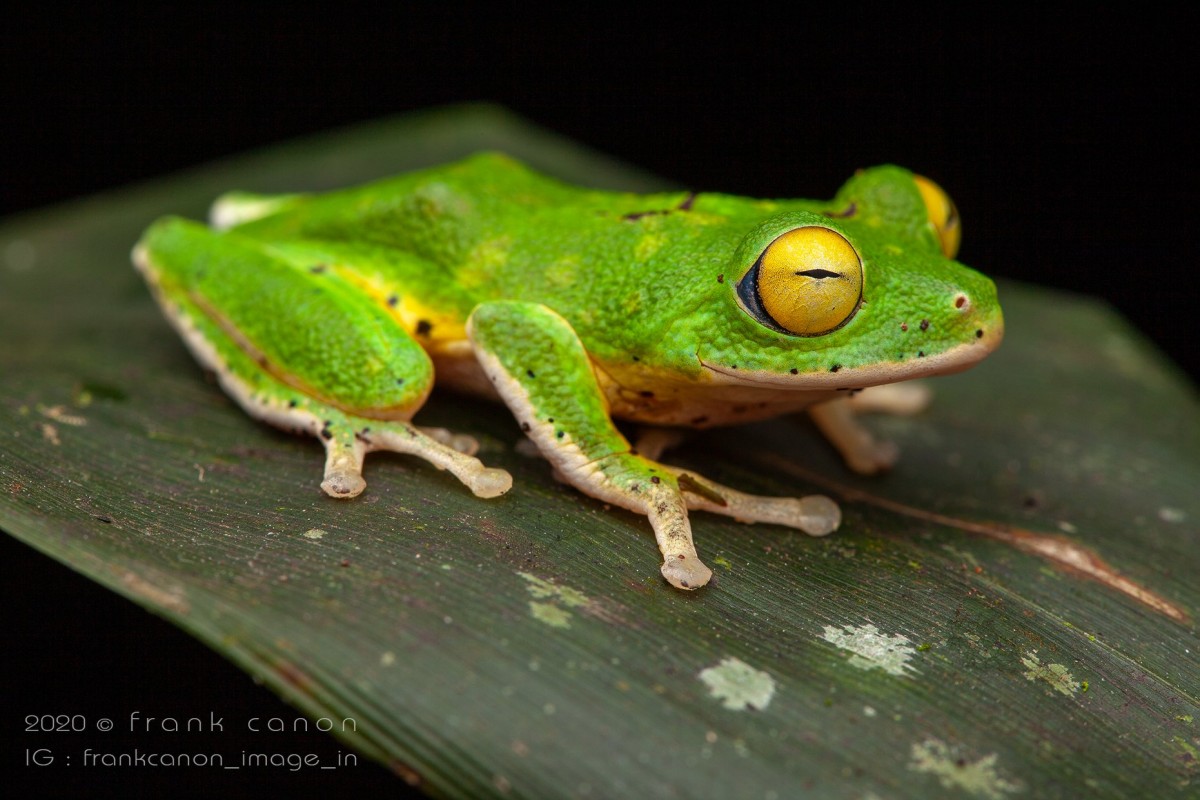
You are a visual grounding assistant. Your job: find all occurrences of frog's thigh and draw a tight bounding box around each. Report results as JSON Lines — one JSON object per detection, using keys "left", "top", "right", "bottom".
{"left": 808, "top": 397, "right": 900, "bottom": 475}
{"left": 135, "top": 221, "right": 509, "bottom": 500}
{"left": 466, "top": 300, "right": 713, "bottom": 590}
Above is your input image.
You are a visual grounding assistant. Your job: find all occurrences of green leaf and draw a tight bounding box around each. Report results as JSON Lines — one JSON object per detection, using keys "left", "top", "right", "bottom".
{"left": 2, "top": 105, "right": 1197, "bottom": 798}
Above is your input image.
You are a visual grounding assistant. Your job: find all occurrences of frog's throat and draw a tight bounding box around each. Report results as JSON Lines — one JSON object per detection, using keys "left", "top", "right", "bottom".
{"left": 698, "top": 322, "right": 1004, "bottom": 389}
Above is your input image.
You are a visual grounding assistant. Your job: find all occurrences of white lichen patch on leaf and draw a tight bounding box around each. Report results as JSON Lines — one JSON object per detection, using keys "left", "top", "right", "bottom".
{"left": 519, "top": 572, "right": 589, "bottom": 629}
{"left": 698, "top": 657, "right": 777, "bottom": 711}
{"left": 1021, "top": 651, "right": 1081, "bottom": 696}
{"left": 302, "top": 529, "right": 327, "bottom": 540}
{"left": 821, "top": 622, "right": 918, "bottom": 677}
{"left": 910, "top": 738, "right": 1022, "bottom": 799}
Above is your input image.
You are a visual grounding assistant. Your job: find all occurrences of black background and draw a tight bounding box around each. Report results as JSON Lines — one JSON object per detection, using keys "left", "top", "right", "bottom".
{"left": 2, "top": 8, "right": 1195, "bottom": 798}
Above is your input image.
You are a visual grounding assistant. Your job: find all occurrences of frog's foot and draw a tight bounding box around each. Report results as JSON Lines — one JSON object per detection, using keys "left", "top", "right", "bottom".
{"left": 321, "top": 419, "right": 511, "bottom": 500}
{"left": 808, "top": 397, "right": 900, "bottom": 475}
{"left": 669, "top": 470, "right": 840, "bottom": 535}
{"left": 846, "top": 382, "right": 932, "bottom": 416}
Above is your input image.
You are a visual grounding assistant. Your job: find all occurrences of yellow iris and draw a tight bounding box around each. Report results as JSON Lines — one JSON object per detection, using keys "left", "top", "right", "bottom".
{"left": 757, "top": 227, "right": 863, "bottom": 336}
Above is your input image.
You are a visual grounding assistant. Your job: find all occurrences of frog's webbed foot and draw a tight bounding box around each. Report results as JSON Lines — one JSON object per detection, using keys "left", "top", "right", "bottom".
{"left": 321, "top": 419, "right": 511, "bottom": 500}
{"left": 809, "top": 382, "right": 932, "bottom": 475}
{"left": 670, "top": 470, "right": 840, "bottom": 535}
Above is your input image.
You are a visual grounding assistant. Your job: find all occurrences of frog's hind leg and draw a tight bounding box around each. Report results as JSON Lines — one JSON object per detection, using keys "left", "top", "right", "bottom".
{"left": 134, "top": 218, "right": 511, "bottom": 501}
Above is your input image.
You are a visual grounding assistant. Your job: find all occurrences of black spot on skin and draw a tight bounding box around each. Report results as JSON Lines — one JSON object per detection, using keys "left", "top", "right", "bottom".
{"left": 310, "top": 264, "right": 327, "bottom": 274}
{"left": 526, "top": 369, "right": 536, "bottom": 378}
{"left": 651, "top": 476, "right": 661, "bottom": 484}
{"left": 354, "top": 431, "right": 371, "bottom": 443}
{"left": 547, "top": 418, "right": 554, "bottom": 424}
{"left": 790, "top": 368, "right": 799, "bottom": 375}
{"left": 639, "top": 390, "right": 655, "bottom": 398}
{"left": 920, "top": 319, "right": 930, "bottom": 331}
{"left": 387, "top": 294, "right": 399, "bottom": 307}
{"left": 717, "top": 274, "right": 725, "bottom": 284}
{"left": 288, "top": 400, "right": 297, "bottom": 408}
{"left": 730, "top": 365, "right": 738, "bottom": 370}
{"left": 955, "top": 295, "right": 967, "bottom": 308}
{"left": 556, "top": 430, "right": 564, "bottom": 438}
{"left": 976, "top": 329, "right": 984, "bottom": 338}
{"left": 918, "top": 351, "right": 925, "bottom": 357}
{"left": 320, "top": 429, "right": 333, "bottom": 441}
{"left": 1023, "top": 495, "right": 1039, "bottom": 509}
{"left": 521, "top": 422, "right": 531, "bottom": 432}
{"left": 630, "top": 483, "right": 640, "bottom": 492}
{"left": 632, "top": 355, "right": 640, "bottom": 362}
{"left": 901, "top": 323, "right": 909, "bottom": 332}
{"left": 830, "top": 365, "right": 841, "bottom": 373}
{"left": 416, "top": 320, "right": 432, "bottom": 336}
{"left": 396, "top": 377, "right": 405, "bottom": 385}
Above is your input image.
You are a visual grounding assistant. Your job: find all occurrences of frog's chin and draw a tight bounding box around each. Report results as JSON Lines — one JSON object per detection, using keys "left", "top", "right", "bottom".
{"left": 699, "top": 325, "right": 1004, "bottom": 389}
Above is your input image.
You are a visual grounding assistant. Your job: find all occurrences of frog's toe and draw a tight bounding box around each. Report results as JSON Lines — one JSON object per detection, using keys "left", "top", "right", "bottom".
{"left": 466, "top": 467, "right": 513, "bottom": 499}
{"left": 419, "top": 426, "right": 480, "bottom": 456}
{"left": 661, "top": 553, "right": 714, "bottom": 591}
{"left": 321, "top": 438, "right": 368, "bottom": 498}
{"left": 322, "top": 469, "right": 367, "bottom": 498}
{"left": 797, "top": 495, "right": 841, "bottom": 536}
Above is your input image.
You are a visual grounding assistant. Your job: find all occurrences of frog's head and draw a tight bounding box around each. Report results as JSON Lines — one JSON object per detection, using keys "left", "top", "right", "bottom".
{"left": 685, "top": 166, "right": 1003, "bottom": 388}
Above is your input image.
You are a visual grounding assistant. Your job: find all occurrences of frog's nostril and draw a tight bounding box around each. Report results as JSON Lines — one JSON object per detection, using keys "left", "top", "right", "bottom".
{"left": 954, "top": 293, "right": 970, "bottom": 312}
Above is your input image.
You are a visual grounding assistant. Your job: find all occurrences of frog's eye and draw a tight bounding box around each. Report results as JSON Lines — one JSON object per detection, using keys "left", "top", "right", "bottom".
{"left": 736, "top": 226, "right": 863, "bottom": 336}
{"left": 914, "top": 174, "right": 961, "bottom": 258}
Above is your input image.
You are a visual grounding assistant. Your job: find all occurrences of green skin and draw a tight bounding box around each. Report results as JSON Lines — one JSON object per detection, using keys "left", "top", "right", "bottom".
{"left": 133, "top": 153, "right": 1003, "bottom": 590}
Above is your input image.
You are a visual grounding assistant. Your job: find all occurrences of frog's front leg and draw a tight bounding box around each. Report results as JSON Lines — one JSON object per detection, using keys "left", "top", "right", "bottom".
{"left": 467, "top": 301, "right": 837, "bottom": 590}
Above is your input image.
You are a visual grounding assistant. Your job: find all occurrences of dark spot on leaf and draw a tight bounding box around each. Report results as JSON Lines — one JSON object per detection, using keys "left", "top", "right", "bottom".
{"left": 93, "top": 514, "right": 112, "bottom": 524}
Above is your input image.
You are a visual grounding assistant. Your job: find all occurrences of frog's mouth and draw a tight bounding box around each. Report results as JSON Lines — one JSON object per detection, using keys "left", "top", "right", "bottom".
{"left": 699, "top": 320, "right": 1004, "bottom": 389}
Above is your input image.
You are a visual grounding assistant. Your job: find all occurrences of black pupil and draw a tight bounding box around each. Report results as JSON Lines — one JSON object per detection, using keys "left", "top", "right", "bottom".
{"left": 794, "top": 268, "right": 842, "bottom": 279}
